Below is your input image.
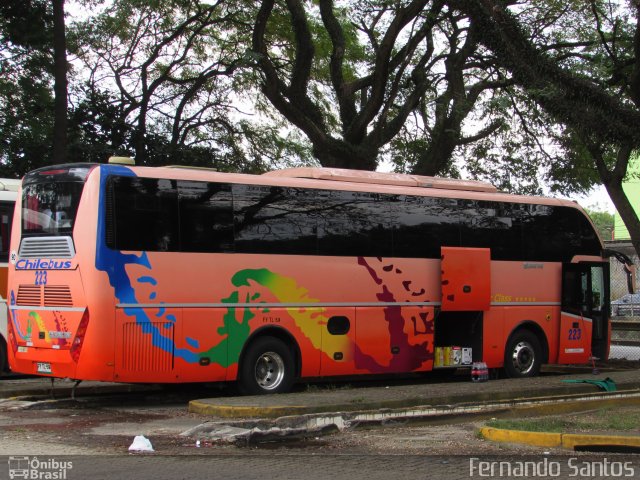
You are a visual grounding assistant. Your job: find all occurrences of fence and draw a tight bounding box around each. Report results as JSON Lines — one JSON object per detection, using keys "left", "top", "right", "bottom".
{"left": 607, "top": 241, "right": 640, "bottom": 362}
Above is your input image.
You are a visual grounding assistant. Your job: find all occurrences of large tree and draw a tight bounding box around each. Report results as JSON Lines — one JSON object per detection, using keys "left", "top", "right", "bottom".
{"left": 72, "top": 0, "right": 304, "bottom": 171}
{"left": 251, "top": 0, "right": 565, "bottom": 187}
{"left": 0, "top": 0, "right": 70, "bottom": 170}
{"left": 52, "top": 0, "right": 68, "bottom": 164}
{"left": 449, "top": 0, "right": 640, "bottom": 256}
{"left": 0, "top": 0, "right": 55, "bottom": 175}
{"left": 251, "top": 0, "right": 502, "bottom": 171}
{"left": 75, "top": 0, "right": 242, "bottom": 165}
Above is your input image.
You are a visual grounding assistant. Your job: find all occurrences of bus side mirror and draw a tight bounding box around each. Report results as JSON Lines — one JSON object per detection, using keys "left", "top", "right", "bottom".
{"left": 604, "top": 249, "right": 636, "bottom": 294}
{"left": 625, "top": 263, "right": 636, "bottom": 294}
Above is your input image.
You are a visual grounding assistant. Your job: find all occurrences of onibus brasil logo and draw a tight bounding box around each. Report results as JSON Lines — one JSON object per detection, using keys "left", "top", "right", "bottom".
{"left": 8, "top": 457, "right": 73, "bottom": 479}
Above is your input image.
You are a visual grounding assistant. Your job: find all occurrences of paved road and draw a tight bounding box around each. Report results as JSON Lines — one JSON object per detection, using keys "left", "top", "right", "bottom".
{"left": 3, "top": 454, "right": 636, "bottom": 480}
{"left": 2, "top": 371, "right": 639, "bottom": 480}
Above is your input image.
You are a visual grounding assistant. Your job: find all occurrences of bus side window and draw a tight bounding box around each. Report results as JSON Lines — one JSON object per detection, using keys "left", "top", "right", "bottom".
{"left": 316, "top": 190, "right": 392, "bottom": 257}
{"left": 392, "top": 195, "right": 460, "bottom": 258}
{"left": 591, "top": 266, "right": 604, "bottom": 312}
{"left": 110, "top": 177, "right": 179, "bottom": 252}
{"left": 0, "top": 202, "right": 13, "bottom": 262}
{"left": 233, "top": 185, "right": 319, "bottom": 255}
{"left": 178, "top": 181, "right": 233, "bottom": 253}
{"left": 562, "top": 268, "right": 587, "bottom": 316}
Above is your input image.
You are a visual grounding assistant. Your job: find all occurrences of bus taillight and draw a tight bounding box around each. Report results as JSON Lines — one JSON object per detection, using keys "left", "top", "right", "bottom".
{"left": 6, "top": 315, "right": 18, "bottom": 355}
{"left": 70, "top": 309, "right": 90, "bottom": 363}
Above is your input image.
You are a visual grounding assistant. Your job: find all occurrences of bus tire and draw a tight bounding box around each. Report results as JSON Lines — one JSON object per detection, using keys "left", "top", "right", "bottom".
{"left": 0, "top": 338, "right": 7, "bottom": 373}
{"left": 504, "top": 330, "right": 542, "bottom": 378}
{"left": 238, "top": 336, "right": 295, "bottom": 395}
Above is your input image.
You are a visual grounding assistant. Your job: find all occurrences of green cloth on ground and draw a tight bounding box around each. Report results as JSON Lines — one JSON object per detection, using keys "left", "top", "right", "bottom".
{"left": 562, "top": 377, "right": 617, "bottom": 392}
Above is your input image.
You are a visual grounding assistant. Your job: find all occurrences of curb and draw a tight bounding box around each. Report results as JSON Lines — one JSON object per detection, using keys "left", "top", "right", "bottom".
{"left": 188, "top": 402, "right": 315, "bottom": 418}
{"left": 480, "top": 427, "right": 640, "bottom": 450}
{"left": 188, "top": 385, "right": 640, "bottom": 419}
{"left": 185, "top": 393, "right": 640, "bottom": 446}
{"left": 0, "top": 381, "right": 162, "bottom": 400}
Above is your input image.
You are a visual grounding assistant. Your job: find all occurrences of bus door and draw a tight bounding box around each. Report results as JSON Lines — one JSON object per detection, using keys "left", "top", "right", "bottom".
{"left": 560, "top": 262, "right": 609, "bottom": 363}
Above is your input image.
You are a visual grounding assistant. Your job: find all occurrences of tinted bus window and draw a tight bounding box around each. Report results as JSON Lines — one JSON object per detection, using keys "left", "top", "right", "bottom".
{"left": 459, "top": 200, "right": 521, "bottom": 260}
{"left": 178, "top": 181, "right": 233, "bottom": 253}
{"left": 517, "top": 204, "right": 600, "bottom": 261}
{"left": 106, "top": 175, "right": 600, "bottom": 261}
{"left": 316, "top": 190, "right": 392, "bottom": 257}
{"left": 233, "top": 185, "right": 318, "bottom": 254}
{"left": 0, "top": 201, "right": 13, "bottom": 262}
{"left": 393, "top": 195, "right": 461, "bottom": 258}
{"left": 110, "top": 177, "right": 179, "bottom": 252}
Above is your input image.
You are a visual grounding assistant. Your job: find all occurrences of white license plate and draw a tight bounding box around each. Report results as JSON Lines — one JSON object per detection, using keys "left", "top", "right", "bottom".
{"left": 36, "top": 362, "right": 52, "bottom": 374}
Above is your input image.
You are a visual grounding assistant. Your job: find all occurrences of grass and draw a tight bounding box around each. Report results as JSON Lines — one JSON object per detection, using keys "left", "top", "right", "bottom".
{"left": 486, "top": 407, "right": 640, "bottom": 433}
{"left": 486, "top": 417, "right": 574, "bottom": 433}
{"left": 304, "top": 383, "right": 353, "bottom": 393}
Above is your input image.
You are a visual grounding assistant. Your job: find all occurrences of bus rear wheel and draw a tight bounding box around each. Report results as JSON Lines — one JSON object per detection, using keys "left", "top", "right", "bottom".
{"left": 0, "top": 338, "right": 7, "bottom": 373}
{"left": 238, "top": 336, "right": 295, "bottom": 395}
{"left": 504, "top": 330, "right": 542, "bottom": 378}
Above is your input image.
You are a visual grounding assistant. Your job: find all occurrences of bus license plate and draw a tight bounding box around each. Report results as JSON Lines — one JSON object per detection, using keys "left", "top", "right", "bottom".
{"left": 36, "top": 362, "right": 52, "bottom": 374}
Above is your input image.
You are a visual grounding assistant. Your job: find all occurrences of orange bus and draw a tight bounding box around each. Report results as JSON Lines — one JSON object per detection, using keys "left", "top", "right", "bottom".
{"left": 5, "top": 161, "right": 624, "bottom": 393}
{"left": 0, "top": 178, "right": 19, "bottom": 373}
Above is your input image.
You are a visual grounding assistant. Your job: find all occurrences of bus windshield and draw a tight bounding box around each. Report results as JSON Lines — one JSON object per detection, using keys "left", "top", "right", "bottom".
{"left": 21, "top": 165, "right": 93, "bottom": 236}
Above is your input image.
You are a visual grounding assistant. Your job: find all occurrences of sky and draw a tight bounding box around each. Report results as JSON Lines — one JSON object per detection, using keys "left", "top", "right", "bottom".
{"left": 565, "top": 186, "right": 615, "bottom": 213}
{"left": 64, "top": 2, "right": 623, "bottom": 216}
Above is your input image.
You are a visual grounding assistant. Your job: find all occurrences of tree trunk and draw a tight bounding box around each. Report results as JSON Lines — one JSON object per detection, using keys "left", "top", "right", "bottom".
{"left": 412, "top": 120, "right": 459, "bottom": 176}
{"left": 606, "top": 180, "right": 640, "bottom": 255}
{"left": 591, "top": 144, "right": 640, "bottom": 257}
{"left": 312, "top": 139, "right": 378, "bottom": 171}
{"left": 52, "top": 0, "right": 67, "bottom": 164}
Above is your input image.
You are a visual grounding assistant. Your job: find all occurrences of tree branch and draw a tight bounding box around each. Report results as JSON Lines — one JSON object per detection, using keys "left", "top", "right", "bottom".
{"left": 450, "top": 0, "right": 640, "bottom": 147}
{"left": 319, "top": 0, "right": 357, "bottom": 129}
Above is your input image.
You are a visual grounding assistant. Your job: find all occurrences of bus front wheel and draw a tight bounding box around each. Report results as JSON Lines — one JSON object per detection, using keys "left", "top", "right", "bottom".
{"left": 238, "top": 336, "right": 295, "bottom": 395}
{"left": 0, "top": 338, "right": 7, "bottom": 373}
{"left": 504, "top": 330, "right": 542, "bottom": 378}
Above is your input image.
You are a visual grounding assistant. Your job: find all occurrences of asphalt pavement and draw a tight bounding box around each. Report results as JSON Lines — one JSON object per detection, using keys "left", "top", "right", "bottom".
{"left": 3, "top": 366, "right": 640, "bottom": 451}
{"left": 187, "top": 367, "right": 640, "bottom": 418}
{"left": 2, "top": 367, "right": 640, "bottom": 415}
{"left": 183, "top": 366, "right": 640, "bottom": 451}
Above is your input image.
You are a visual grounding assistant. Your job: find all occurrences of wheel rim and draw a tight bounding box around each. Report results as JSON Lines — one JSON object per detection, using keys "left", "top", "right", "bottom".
{"left": 254, "top": 351, "right": 285, "bottom": 391}
{"left": 510, "top": 341, "right": 535, "bottom": 375}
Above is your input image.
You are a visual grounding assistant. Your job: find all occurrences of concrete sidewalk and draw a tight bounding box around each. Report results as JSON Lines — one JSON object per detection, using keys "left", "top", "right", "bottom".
{"left": 182, "top": 368, "right": 640, "bottom": 448}
{"left": 188, "top": 368, "right": 640, "bottom": 418}
{"left": 0, "top": 376, "right": 161, "bottom": 398}
{"left": 4, "top": 369, "right": 640, "bottom": 450}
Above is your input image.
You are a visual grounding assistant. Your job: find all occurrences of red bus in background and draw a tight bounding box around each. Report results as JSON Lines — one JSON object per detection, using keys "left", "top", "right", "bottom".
{"left": 5, "top": 161, "right": 628, "bottom": 393}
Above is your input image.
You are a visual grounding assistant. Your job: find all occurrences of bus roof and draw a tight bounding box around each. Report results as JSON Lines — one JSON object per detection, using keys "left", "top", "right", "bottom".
{"left": 0, "top": 178, "right": 20, "bottom": 191}
{"left": 154, "top": 164, "right": 579, "bottom": 211}
{"left": 26, "top": 162, "right": 584, "bottom": 213}
{"left": 262, "top": 167, "right": 498, "bottom": 193}
{"left": 0, "top": 178, "right": 19, "bottom": 202}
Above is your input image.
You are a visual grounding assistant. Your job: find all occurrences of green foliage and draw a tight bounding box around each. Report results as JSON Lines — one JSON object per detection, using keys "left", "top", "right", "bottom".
{"left": 585, "top": 208, "right": 614, "bottom": 241}
{"left": 0, "top": 0, "right": 637, "bottom": 212}
{"left": 0, "top": 76, "right": 54, "bottom": 176}
{"left": 0, "top": 0, "right": 55, "bottom": 175}
{"left": 0, "top": 0, "right": 52, "bottom": 51}
{"left": 67, "top": 86, "right": 131, "bottom": 164}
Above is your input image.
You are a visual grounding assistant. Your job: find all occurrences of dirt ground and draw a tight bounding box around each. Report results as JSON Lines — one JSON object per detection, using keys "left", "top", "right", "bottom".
{"left": 0, "top": 398, "right": 609, "bottom": 457}
{"left": 3, "top": 369, "right": 640, "bottom": 458}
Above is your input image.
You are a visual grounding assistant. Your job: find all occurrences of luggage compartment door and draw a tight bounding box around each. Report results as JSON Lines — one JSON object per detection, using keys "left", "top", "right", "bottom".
{"left": 441, "top": 247, "right": 491, "bottom": 311}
